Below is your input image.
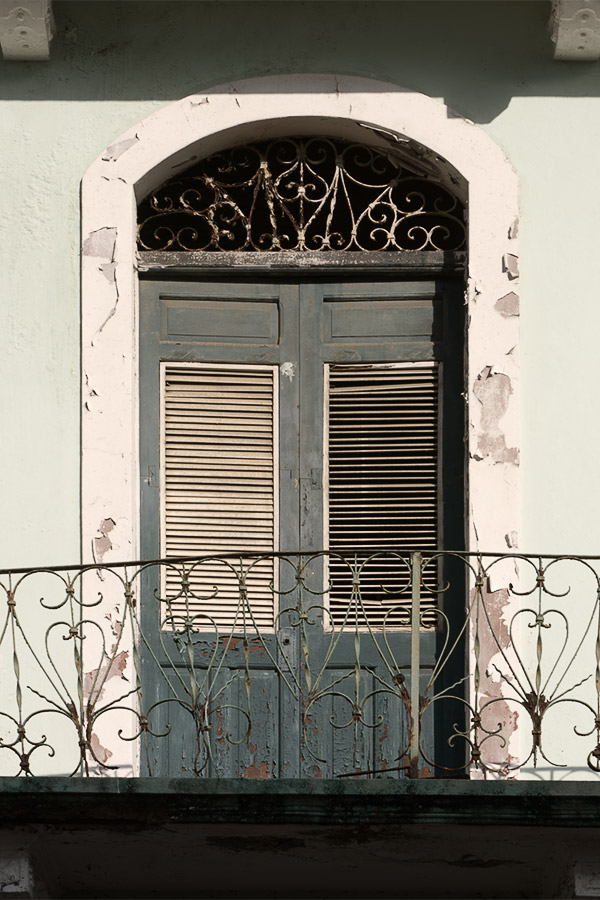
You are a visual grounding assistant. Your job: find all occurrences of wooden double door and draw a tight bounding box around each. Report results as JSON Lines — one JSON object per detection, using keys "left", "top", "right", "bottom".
{"left": 139, "top": 275, "right": 464, "bottom": 778}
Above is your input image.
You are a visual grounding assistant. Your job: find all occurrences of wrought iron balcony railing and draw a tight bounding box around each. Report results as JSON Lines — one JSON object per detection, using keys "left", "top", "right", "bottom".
{"left": 0, "top": 551, "right": 599, "bottom": 779}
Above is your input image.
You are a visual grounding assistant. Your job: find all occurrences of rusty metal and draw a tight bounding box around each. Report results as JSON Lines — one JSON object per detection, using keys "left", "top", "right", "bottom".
{"left": 137, "top": 137, "right": 466, "bottom": 253}
{"left": 0, "top": 551, "right": 599, "bottom": 778}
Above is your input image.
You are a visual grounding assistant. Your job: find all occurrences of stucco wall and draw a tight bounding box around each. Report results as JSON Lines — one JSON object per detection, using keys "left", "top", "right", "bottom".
{"left": 1, "top": 0, "right": 598, "bottom": 564}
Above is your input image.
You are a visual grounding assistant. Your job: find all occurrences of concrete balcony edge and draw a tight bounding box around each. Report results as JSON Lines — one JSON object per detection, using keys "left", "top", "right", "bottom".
{"left": 0, "top": 777, "right": 599, "bottom": 828}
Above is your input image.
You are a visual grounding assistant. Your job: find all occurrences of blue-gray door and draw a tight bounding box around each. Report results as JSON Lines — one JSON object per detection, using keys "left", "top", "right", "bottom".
{"left": 139, "top": 277, "right": 464, "bottom": 777}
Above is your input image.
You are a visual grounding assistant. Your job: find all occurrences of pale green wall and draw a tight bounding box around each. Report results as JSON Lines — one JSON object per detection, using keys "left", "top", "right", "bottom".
{"left": 1, "top": 0, "right": 599, "bottom": 564}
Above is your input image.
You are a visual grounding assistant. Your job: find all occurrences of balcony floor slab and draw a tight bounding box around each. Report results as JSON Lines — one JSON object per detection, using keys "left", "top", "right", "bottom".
{"left": 0, "top": 777, "right": 599, "bottom": 828}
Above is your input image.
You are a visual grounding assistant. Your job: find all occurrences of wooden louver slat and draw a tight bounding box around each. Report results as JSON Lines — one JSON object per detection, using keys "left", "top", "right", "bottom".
{"left": 326, "top": 362, "right": 439, "bottom": 629}
{"left": 162, "top": 363, "right": 277, "bottom": 629}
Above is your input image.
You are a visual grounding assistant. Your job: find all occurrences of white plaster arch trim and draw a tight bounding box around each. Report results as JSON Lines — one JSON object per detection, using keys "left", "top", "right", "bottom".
{"left": 82, "top": 73, "right": 520, "bottom": 568}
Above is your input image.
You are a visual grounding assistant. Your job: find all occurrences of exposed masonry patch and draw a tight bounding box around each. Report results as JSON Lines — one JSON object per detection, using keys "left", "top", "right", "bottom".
{"left": 106, "top": 607, "right": 123, "bottom": 642}
{"left": 84, "top": 610, "right": 128, "bottom": 766}
{"left": 509, "top": 217, "right": 519, "bottom": 240}
{"left": 473, "top": 367, "right": 519, "bottom": 466}
{"left": 102, "top": 134, "right": 139, "bottom": 162}
{"left": 89, "top": 732, "right": 113, "bottom": 766}
{"left": 82, "top": 228, "right": 119, "bottom": 343}
{"left": 93, "top": 517, "right": 115, "bottom": 564}
{"left": 83, "top": 228, "right": 120, "bottom": 347}
{"left": 495, "top": 292, "right": 520, "bottom": 318}
{"left": 83, "top": 650, "right": 128, "bottom": 705}
{"left": 505, "top": 531, "right": 519, "bottom": 549}
{"left": 82, "top": 226, "right": 117, "bottom": 260}
{"left": 480, "top": 580, "right": 510, "bottom": 650}
{"left": 503, "top": 253, "right": 519, "bottom": 280}
{"left": 100, "top": 262, "right": 116, "bottom": 284}
{"left": 472, "top": 580, "right": 519, "bottom": 776}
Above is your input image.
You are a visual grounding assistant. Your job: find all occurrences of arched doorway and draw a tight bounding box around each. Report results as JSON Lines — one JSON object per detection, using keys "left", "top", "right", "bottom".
{"left": 81, "top": 76, "right": 520, "bottom": 776}
{"left": 136, "top": 133, "right": 466, "bottom": 777}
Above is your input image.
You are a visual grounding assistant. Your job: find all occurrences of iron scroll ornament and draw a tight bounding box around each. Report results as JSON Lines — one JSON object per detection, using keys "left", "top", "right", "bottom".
{"left": 137, "top": 137, "right": 466, "bottom": 253}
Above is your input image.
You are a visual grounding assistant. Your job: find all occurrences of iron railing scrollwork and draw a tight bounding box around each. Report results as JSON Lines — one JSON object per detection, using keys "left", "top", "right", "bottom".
{"left": 137, "top": 137, "right": 466, "bottom": 254}
{"left": 0, "top": 551, "right": 599, "bottom": 779}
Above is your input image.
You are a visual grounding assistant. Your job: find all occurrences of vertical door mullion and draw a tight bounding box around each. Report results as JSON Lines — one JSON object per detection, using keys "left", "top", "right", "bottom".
{"left": 298, "top": 283, "right": 325, "bottom": 553}
{"left": 277, "top": 283, "right": 302, "bottom": 777}
{"left": 277, "top": 283, "right": 301, "bottom": 552}
{"left": 296, "top": 283, "right": 327, "bottom": 777}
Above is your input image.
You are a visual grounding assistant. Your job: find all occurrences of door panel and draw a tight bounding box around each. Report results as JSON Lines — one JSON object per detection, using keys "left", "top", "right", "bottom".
{"left": 164, "top": 300, "right": 279, "bottom": 343}
{"left": 139, "top": 277, "right": 464, "bottom": 778}
{"left": 324, "top": 299, "right": 438, "bottom": 342}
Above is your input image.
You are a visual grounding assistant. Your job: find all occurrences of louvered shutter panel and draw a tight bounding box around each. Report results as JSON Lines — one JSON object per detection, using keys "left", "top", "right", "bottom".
{"left": 326, "top": 362, "right": 439, "bottom": 628}
{"left": 162, "top": 363, "right": 277, "bottom": 629}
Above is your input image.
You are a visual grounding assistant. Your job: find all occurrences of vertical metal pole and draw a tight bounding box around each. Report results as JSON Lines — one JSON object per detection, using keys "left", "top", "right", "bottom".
{"left": 410, "top": 552, "right": 421, "bottom": 777}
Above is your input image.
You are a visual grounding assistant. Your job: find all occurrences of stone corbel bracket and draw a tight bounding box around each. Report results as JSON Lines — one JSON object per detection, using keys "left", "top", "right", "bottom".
{"left": 0, "top": 0, "right": 54, "bottom": 60}
{"left": 551, "top": 0, "right": 600, "bottom": 60}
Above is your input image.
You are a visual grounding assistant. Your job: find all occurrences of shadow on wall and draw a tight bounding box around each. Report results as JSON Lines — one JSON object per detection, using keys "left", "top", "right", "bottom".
{"left": 0, "top": 1, "right": 598, "bottom": 122}
{"left": 9, "top": 820, "right": 583, "bottom": 899}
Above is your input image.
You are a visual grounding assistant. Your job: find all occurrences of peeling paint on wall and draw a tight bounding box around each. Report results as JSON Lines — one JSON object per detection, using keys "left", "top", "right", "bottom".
{"left": 102, "top": 134, "right": 139, "bottom": 162}
{"left": 82, "top": 225, "right": 121, "bottom": 344}
{"left": 495, "top": 292, "right": 520, "bottom": 318}
{"left": 89, "top": 732, "right": 113, "bottom": 766}
{"left": 93, "top": 517, "right": 116, "bottom": 564}
{"left": 83, "top": 649, "right": 128, "bottom": 705}
{"left": 502, "top": 253, "right": 519, "bottom": 280}
{"left": 99, "top": 261, "right": 116, "bottom": 285}
{"left": 471, "top": 579, "right": 520, "bottom": 776}
{"left": 82, "top": 226, "right": 117, "bottom": 260}
{"left": 105, "top": 607, "right": 123, "bottom": 642}
{"left": 473, "top": 367, "right": 519, "bottom": 466}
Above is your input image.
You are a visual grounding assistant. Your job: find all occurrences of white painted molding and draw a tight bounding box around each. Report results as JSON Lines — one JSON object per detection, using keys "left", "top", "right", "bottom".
{"left": 550, "top": 0, "right": 600, "bottom": 60}
{"left": 0, "top": 0, "right": 53, "bottom": 60}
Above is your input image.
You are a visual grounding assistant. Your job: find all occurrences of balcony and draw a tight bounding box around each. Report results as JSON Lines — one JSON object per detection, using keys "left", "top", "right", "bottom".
{"left": 0, "top": 550, "right": 599, "bottom": 782}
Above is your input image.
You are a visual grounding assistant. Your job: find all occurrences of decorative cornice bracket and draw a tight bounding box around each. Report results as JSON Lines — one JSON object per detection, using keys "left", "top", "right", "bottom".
{"left": 0, "top": 0, "right": 54, "bottom": 61}
{"left": 550, "top": 0, "right": 600, "bottom": 60}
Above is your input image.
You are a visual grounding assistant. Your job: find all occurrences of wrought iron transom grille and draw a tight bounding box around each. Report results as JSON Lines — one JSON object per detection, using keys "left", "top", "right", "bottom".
{"left": 137, "top": 136, "right": 466, "bottom": 253}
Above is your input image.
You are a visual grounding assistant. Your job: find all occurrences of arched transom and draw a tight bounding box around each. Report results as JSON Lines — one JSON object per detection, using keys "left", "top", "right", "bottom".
{"left": 137, "top": 136, "right": 467, "bottom": 253}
